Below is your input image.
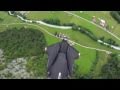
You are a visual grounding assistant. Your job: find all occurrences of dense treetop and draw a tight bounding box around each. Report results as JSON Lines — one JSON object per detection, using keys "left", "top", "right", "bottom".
{"left": 0, "top": 27, "right": 46, "bottom": 59}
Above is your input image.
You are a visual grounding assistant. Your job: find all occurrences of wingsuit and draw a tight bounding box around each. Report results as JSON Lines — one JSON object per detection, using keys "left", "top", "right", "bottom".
{"left": 46, "top": 40, "right": 79, "bottom": 79}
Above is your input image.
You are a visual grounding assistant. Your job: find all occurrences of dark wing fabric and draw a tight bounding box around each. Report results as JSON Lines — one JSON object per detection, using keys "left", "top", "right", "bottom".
{"left": 49, "top": 53, "right": 68, "bottom": 79}
{"left": 67, "top": 46, "right": 79, "bottom": 76}
{"left": 47, "top": 43, "right": 60, "bottom": 72}
{"left": 59, "top": 40, "right": 69, "bottom": 53}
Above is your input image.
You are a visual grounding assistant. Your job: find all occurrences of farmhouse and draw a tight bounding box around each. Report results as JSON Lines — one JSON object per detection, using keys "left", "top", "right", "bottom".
{"left": 98, "top": 18, "right": 107, "bottom": 28}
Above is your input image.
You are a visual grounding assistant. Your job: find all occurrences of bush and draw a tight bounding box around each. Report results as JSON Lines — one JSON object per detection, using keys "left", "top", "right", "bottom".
{"left": 43, "top": 19, "right": 75, "bottom": 27}
{"left": 42, "top": 19, "right": 61, "bottom": 25}
{"left": 99, "top": 36, "right": 105, "bottom": 41}
{"left": 110, "top": 11, "right": 120, "bottom": 23}
{"left": 32, "top": 21, "right": 36, "bottom": 23}
{"left": 99, "top": 36, "right": 119, "bottom": 46}
{"left": 72, "top": 24, "right": 79, "bottom": 31}
{"left": 106, "top": 38, "right": 119, "bottom": 46}
{"left": 106, "top": 24, "right": 110, "bottom": 30}
{"left": 62, "top": 23, "right": 75, "bottom": 26}
{"left": 101, "top": 54, "right": 120, "bottom": 79}
{"left": 0, "top": 18, "right": 3, "bottom": 22}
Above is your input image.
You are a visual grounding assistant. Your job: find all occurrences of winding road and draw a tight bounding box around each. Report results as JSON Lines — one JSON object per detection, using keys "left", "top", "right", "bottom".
{"left": 0, "top": 23, "right": 112, "bottom": 54}
{"left": 8, "top": 11, "right": 72, "bottom": 30}
{"left": 6, "top": 11, "right": 120, "bottom": 54}
{"left": 64, "top": 11, "right": 120, "bottom": 41}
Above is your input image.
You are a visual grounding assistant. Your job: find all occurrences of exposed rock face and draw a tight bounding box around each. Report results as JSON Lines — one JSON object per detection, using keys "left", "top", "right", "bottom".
{"left": 0, "top": 49, "right": 45, "bottom": 79}
{"left": 0, "top": 57, "right": 34, "bottom": 79}
{"left": 0, "top": 49, "right": 34, "bottom": 79}
{"left": 0, "top": 49, "right": 5, "bottom": 64}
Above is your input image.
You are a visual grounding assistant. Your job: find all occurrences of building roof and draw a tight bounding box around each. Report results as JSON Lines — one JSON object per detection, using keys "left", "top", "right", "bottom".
{"left": 100, "top": 19, "right": 106, "bottom": 23}
{"left": 46, "top": 40, "right": 79, "bottom": 79}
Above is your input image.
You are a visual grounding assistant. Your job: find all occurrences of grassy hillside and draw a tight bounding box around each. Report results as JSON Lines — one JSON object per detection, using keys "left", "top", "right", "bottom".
{"left": 0, "top": 11, "right": 22, "bottom": 24}
{"left": 0, "top": 11, "right": 120, "bottom": 78}
{"left": 26, "top": 11, "right": 73, "bottom": 24}
{"left": 73, "top": 11, "right": 120, "bottom": 38}
{"left": 26, "top": 11, "right": 120, "bottom": 51}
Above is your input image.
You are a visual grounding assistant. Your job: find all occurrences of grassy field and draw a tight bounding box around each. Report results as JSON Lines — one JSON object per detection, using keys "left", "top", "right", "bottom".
{"left": 26, "top": 11, "right": 73, "bottom": 24}
{"left": 0, "top": 23, "right": 96, "bottom": 75}
{"left": 25, "top": 11, "right": 120, "bottom": 76}
{"left": 26, "top": 11, "right": 120, "bottom": 48}
{"left": 0, "top": 24, "right": 60, "bottom": 46}
{"left": 75, "top": 45, "right": 96, "bottom": 75}
{"left": 0, "top": 12, "right": 22, "bottom": 24}
{"left": 26, "top": 11, "right": 120, "bottom": 39}
{"left": 0, "top": 11, "right": 120, "bottom": 77}
{"left": 92, "top": 51, "right": 109, "bottom": 78}
{"left": 73, "top": 11, "right": 120, "bottom": 38}
{"left": 34, "top": 23, "right": 120, "bottom": 54}
{"left": 69, "top": 16, "right": 120, "bottom": 45}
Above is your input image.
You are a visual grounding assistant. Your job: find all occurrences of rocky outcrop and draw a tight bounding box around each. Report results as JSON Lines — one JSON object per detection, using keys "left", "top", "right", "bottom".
{"left": 0, "top": 57, "right": 34, "bottom": 79}
{"left": 0, "top": 49, "right": 5, "bottom": 64}
{"left": 0, "top": 49, "right": 35, "bottom": 79}
{"left": 0, "top": 49, "right": 45, "bottom": 79}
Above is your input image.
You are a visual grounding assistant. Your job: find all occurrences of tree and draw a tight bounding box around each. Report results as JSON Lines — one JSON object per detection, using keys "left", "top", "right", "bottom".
{"left": 42, "top": 19, "right": 61, "bottom": 25}
{"left": 110, "top": 11, "right": 120, "bottom": 23}
{"left": 100, "top": 36, "right": 105, "bottom": 41}
{"left": 101, "top": 54, "right": 120, "bottom": 79}
{"left": 106, "top": 24, "right": 110, "bottom": 30}
{"left": 0, "top": 18, "right": 3, "bottom": 22}
{"left": 106, "top": 38, "right": 117, "bottom": 46}
{"left": 0, "top": 27, "right": 47, "bottom": 59}
{"left": 72, "top": 24, "right": 79, "bottom": 31}
{"left": 62, "top": 23, "right": 75, "bottom": 26}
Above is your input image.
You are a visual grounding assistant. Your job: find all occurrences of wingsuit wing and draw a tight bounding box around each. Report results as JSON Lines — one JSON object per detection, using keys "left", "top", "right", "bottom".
{"left": 47, "top": 43, "right": 60, "bottom": 72}
{"left": 67, "top": 46, "right": 79, "bottom": 76}
{"left": 49, "top": 53, "right": 68, "bottom": 79}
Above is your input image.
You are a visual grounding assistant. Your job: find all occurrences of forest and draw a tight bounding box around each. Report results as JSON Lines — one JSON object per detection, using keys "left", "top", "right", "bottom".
{"left": 0, "top": 27, "right": 47, "bottom": 59}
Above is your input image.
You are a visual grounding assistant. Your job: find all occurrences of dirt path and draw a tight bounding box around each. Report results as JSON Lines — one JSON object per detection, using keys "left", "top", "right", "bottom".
{"left": 8, "top": 11, "right": 72, "bottom": 30}
{"left": 64, "top": 11, "right": 120, "bottom": 41}
{"left": 0, "top": 23, "right": 112, "bottom": 54}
